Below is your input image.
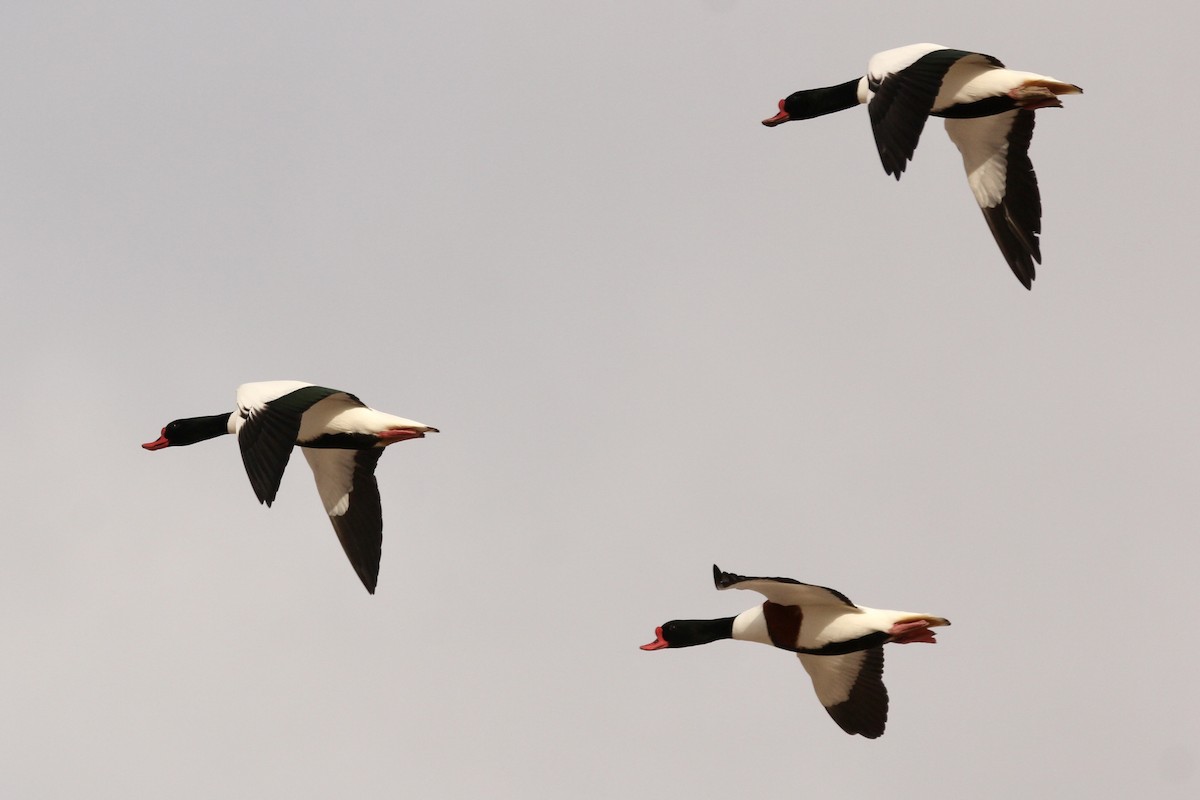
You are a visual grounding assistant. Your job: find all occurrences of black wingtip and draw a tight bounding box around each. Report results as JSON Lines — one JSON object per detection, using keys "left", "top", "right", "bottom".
{"left": 712, "top": 565, "right": 738, "bottom": 590}
{"left": 358, "top": 568, "right": 378, "bottom": 594}
{"left": 1009, "top": 258, "right": 1036, "bottom": 290}
{"left": 880, "top": 160, "right": 906, "bottom": 181}
{"left": 359, "top": 563, "right": 380, "bottom": 594}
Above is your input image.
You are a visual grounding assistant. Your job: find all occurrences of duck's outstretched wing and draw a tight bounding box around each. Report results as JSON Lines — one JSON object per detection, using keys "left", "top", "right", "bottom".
{"left": 235, "top": 382, "right": 342, "bottom": 506}
{"left": 303, "top": 447, "right": 385, "bottom": 594}
{"left": 797, "top": 647, "right": 888, "bottom": 738}
{"left": 945, "top": 109, "right": 1041, "bottom": 288}
{"left": 867, "top": 47, "right": 1002, "bottom": 178}
{"left": 712, "top": 565, "right": 857, "bottom": 609}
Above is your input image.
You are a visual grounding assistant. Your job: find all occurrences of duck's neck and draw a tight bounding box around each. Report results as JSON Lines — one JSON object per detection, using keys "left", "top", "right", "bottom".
{"left": 175, "top": 413, "right": 237, "bottom": 445}
{"left": 669, "top": 617, "right": 736, "bottom": 648}
{"left": 789, "top": 78, "right": 863, "bottom": 119}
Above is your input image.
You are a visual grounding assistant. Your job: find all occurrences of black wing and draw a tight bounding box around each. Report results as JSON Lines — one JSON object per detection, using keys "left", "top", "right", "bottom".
{"left": 798, "top": 647, "right": 889, "bottom": 738}
{"left": 237, "top": 385, "right": 342, "bottom": 506}
{"left": 981, "top": 110, "right": 1041, "bottom": 288}
{"left": 869, "top": 49, "right": 1002, "bottom": 179}
{"left": 302, "top": 447, "right": 385, "bottom": 594}
{"left": 713, "top": 565, "right": 856, "bottom": 608}
{"left": 946, "top": 109, "right": 1042, "bottom": 288}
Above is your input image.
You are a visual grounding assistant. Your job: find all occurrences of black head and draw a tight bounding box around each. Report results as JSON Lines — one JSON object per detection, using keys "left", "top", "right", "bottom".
{"left": 142, "top": 414, "right": 231, "bottom": 450}
{"left": 762, "top": 91, "right": 832, "bottom": 125}
{"left": 640, "top": 618, "right": 735, "bottom": 651}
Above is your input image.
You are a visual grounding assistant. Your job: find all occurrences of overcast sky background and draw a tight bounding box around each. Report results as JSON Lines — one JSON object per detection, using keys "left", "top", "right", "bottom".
{"left": 3, "top": 1, "right": 1197, "bottom": 797}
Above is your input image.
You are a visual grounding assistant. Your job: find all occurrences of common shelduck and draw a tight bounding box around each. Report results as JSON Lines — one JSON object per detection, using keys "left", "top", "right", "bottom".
{"left": 142, "top": 381, "right": 437, "bottom": 593}
{"left": 763, "top": 43, "right": 1082, "bottom": 289}
{"left": 641, "top": 565, "right": 950, "bottom": 738}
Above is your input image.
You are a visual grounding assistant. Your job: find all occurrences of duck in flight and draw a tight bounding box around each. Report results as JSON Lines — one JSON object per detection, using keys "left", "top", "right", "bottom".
{"left": 142, "top": 380, "right": 437, "bottom": 593}
{"left": 641, "top": 565, "right": 950, "bottom": 738}
{"left": 763, "top": 43, "right": 1082, "bottom": 289}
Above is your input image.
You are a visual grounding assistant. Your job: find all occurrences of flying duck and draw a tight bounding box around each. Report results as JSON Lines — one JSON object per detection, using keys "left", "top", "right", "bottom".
{"left": 641, "top": 565, "right": 950, "bottom": 738}
{"left": 142, "top": 381, "right": 437, "bottom": 593}
{"left": 763, "top": 43, "right": 1082, "bottom": 289}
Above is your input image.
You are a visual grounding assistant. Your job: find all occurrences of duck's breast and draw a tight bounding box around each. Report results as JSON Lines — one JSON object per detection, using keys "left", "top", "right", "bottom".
{"left": 732, "top": 606, "right": 774, "bottom": 647}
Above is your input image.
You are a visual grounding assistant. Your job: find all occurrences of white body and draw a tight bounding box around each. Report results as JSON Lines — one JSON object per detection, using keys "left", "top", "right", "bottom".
{"left": 860, "top": 43, "right": 1073, "bottom": 113}
{"left": 233, "top": 380, "right": 433, "bottom": 444}
{"left": 732, "top": 603, "right": 928, "bottom": 651}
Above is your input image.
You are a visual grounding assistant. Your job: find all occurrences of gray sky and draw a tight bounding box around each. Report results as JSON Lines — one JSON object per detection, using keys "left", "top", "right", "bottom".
{"left": 3, "top": 1, "right": 1197, "bottom": 797}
